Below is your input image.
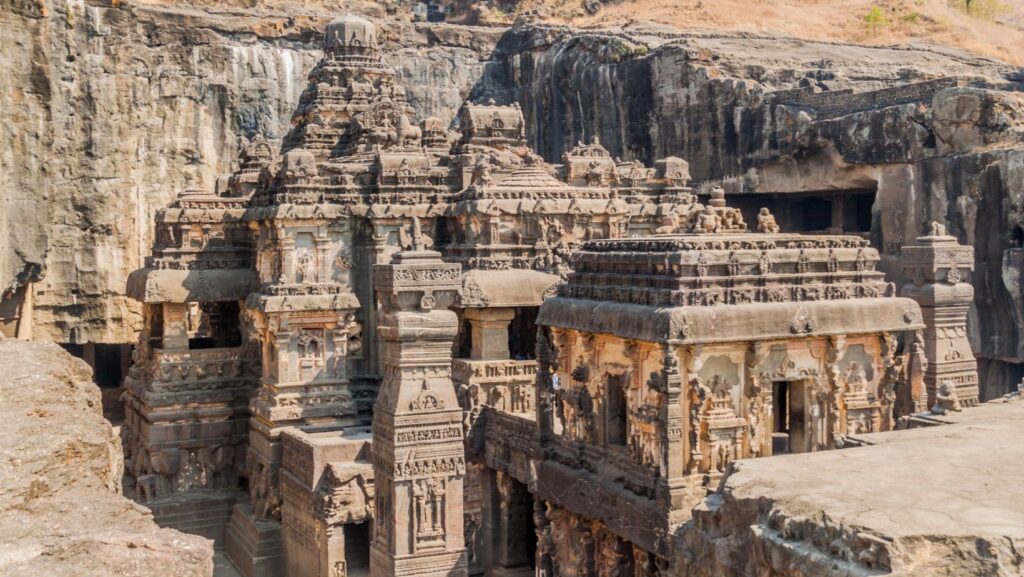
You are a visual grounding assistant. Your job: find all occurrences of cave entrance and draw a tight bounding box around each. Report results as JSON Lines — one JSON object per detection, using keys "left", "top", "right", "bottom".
{"left": 0, "top": 284, "right": 31, "bottom": 339}
{"left": 772, "top": 380, "right": 807, "bottom": 455}
{"left": 485, "top": 471, "right": 537, "bottom": 574}
{"left": 59, "top": 342, "right": 134, "bottom": 424}
{"left": 606, "top": 373, "right": 629, "bottom": 446}
{"left": 727, "top": 189, "right": 876, "bottom": 236}
{"left": 60, "top": 342, "right": 134, "bottom": 389}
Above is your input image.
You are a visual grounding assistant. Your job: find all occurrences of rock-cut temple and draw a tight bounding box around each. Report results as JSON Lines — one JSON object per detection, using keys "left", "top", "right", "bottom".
{"left": 120, "top": 14, "right": 980, "bottom": 577}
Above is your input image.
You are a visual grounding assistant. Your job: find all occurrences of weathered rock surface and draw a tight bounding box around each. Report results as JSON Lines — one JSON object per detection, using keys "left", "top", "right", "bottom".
{"left": 675, "top": 397, "right": 1024, "bottom": 577}
{"left": 0, "top": 1, "right": 497, "bottom": 343}
{"left": 480, "top": 23, "right": 1024, "bottom": 394}
{"left": 0, "top": 338, "right": 213, "bottom": 577}
{"left": 6, "top": 3, "right": 1024, "bottom": 394}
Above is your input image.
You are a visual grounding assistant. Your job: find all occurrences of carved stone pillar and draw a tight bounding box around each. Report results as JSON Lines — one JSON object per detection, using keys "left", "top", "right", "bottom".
{"left": 535, "top": 326, "right": 556, "bottom": 446}
{"left": 656, "top": 344, "right": 687, "bottom": 517}
{"left": 370, "top": 227, "right": 467, "bottom": 577}
{"left": 280, "top": 231, "right": 296, "bottom": 283}
{"left": 901, "top": 227, "right": 979, "bottom": 406}
{"left": 464, "top": 307, "right": 515, "bottom": 361}
{"left": 162, "top": 302, "right": 189, "bottom": 351}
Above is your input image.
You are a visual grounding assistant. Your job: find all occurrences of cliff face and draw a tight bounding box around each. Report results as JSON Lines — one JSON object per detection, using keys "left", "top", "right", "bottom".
{"left": 0, "top": 0, "right": 497, "bottom": 343}
{"left": 480, "top": 23, "right": 1024, "bottom": 393}
{"left": 5, "top": 2, "right": 1024, "bottom": 392}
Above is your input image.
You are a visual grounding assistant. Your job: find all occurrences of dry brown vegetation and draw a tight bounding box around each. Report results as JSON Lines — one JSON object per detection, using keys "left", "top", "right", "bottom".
{"left": 501, "top": 0, "right": 1024, "bottom": 65}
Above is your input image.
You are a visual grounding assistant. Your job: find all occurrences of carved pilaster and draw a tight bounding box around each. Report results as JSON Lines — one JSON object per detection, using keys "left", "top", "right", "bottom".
{"left": 656, "top": 344, "right": 686, "bottom": 512}
{"left": 901, "top": 226, "right": 979, "bottom": 408}
{"left": 370, "top": 221, "right": 467, "bottom": 577}
{"left": 535, "top": 326, "right": 556, "bottom": 446}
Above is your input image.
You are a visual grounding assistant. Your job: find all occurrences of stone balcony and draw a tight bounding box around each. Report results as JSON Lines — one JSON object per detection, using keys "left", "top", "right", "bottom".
{"left": 452, "top": 358, "right": 537, "bottom": 418}
{"left": 128, "top": 346, "right": 259, "bottom": 405}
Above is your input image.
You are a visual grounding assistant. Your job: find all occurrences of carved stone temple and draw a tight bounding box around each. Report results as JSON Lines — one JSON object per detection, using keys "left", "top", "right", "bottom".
{"left": 118, "top": 14, "right": 979, "bottom": 577}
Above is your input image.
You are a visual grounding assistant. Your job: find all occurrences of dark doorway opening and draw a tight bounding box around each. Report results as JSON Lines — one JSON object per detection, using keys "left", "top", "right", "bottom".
{"left": 800, "top": 197, "right": 832, "bottom": 231}
{"left": 344, "top": 522, "right": 371, "bottom": 577}
{"left": 772, "top": 381, "right": 790, "bottom": 454}
{"left": 726, "top": 188, "right": 876, "bottom": 236}
{"left": 523, "top": 497, "right": 537, "bottom": 569}
{"left": 606, "top": 374, "right": 628, "bottom": 446}
{"left": 187, "top": 301, "right": 242, "bottom": 350}
{"left": 772, "top": 380, "right": 807, "bottom": 454}
{"left": 508, "top": 306, "right": 538, "bottom": 360}
{"left": 456, "top": 315, "right": 473, "bottom": 359}
{"left": 59, "top": 342, "right": 131, "bottom": 389}
{"left": 94, "top": 343, "right": 128, "bottom": 388}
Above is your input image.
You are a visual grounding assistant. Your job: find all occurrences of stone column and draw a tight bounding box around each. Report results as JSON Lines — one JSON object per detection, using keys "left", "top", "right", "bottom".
{"left": 901, "top": 225, "right": 979, "bottom": 407}
{"left": 535, "top": 327, "right": 556, "bottom": 446}
{"left": 831, "top": 197, "right": 845, "bottom": 233}
{"left": 162, "top": 302, "right": 189, "bottom": 351}
{"left": 280, "top": 232, "right": 296, "bottom": 283}
{"left": 464, "top": 308, "right": 515, "bottom": 361}
{"left": 656, "top": 344, "right": 687, "bottom": 519}
{"left": 370, "top": 223, "right": 468, "bottom": 577}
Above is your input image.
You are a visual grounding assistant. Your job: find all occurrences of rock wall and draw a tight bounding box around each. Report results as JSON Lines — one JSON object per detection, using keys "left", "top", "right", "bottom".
{"left": 480, "top": 23, "right": 1024, "bottom": 395}
{"left": 6, "top": 3, "right": 1024, "bottom": 393}
{"left": 0, "top": 0, "right": 497, "bottom": 343}
{"left": 0, "top": 337, "right": 212, "bottom": 577}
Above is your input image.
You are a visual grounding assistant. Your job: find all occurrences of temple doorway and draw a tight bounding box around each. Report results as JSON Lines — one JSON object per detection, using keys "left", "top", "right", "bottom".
{"left": 344, "top": 521, "right": 371, "bottom": 577}
{"left": 484, "top": 471, "right": 536, "bottom": 576}
{"left": 772, "top": 380, "right": 807, "bottom": 454}
{"left": 606, "top": 373, "right": 628, "bottom": 446}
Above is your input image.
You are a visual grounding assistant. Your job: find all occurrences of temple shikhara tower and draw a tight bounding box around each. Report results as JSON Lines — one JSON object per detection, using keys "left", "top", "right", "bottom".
{"left": 119, "top": 14, "right": 978, "bottom": 577}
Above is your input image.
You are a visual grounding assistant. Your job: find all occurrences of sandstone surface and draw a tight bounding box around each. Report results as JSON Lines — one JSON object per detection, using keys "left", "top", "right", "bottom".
{"left": 0, "top": 338, "right": 213, "bottom": 577}
{"left": 1, "top": 1, "right": 498, "bottom": 343}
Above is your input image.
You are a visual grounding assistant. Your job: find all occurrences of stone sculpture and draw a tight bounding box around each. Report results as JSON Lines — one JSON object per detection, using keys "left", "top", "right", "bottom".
{"left": 930, "top": 380, "right": 963, "bottom": 415}
{"left": 757, "top": 207, "right": 780, "bottom": 233}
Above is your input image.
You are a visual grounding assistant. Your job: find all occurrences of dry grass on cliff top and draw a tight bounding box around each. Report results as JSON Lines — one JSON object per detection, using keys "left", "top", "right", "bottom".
{"left": 515, "top": 0, "right": 1024, "bottom": 65}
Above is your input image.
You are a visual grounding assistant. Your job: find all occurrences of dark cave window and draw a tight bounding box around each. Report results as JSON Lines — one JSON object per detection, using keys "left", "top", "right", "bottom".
{"left": 606, "top": 375, "right": 628, "bottom": 446}
{"left": 800, "top": 198, "right": 832, "bottom": 232}
{"left": 850, "top": 194, "right": 874, "bottom": 233}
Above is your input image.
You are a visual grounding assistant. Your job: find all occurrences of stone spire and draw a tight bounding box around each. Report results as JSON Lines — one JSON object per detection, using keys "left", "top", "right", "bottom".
{"left": 282, "top": 14, "right": 415, "bottom": 159}
{"left": 370, "top": 234, "right": 468, "bottom": 577}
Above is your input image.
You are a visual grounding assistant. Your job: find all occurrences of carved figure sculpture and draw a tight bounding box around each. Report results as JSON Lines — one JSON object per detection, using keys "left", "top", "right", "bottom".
{"left": 398, "top": 114, "right": 422, "bottom": 146}
{"left": 757, "top": 207, "right": 780, "bottom": 233}
{"left": 930, "top": 380, "right": 963, "bottom": 415}
{"left": 696, "top": 205, "right": 721, "bottom": 234}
